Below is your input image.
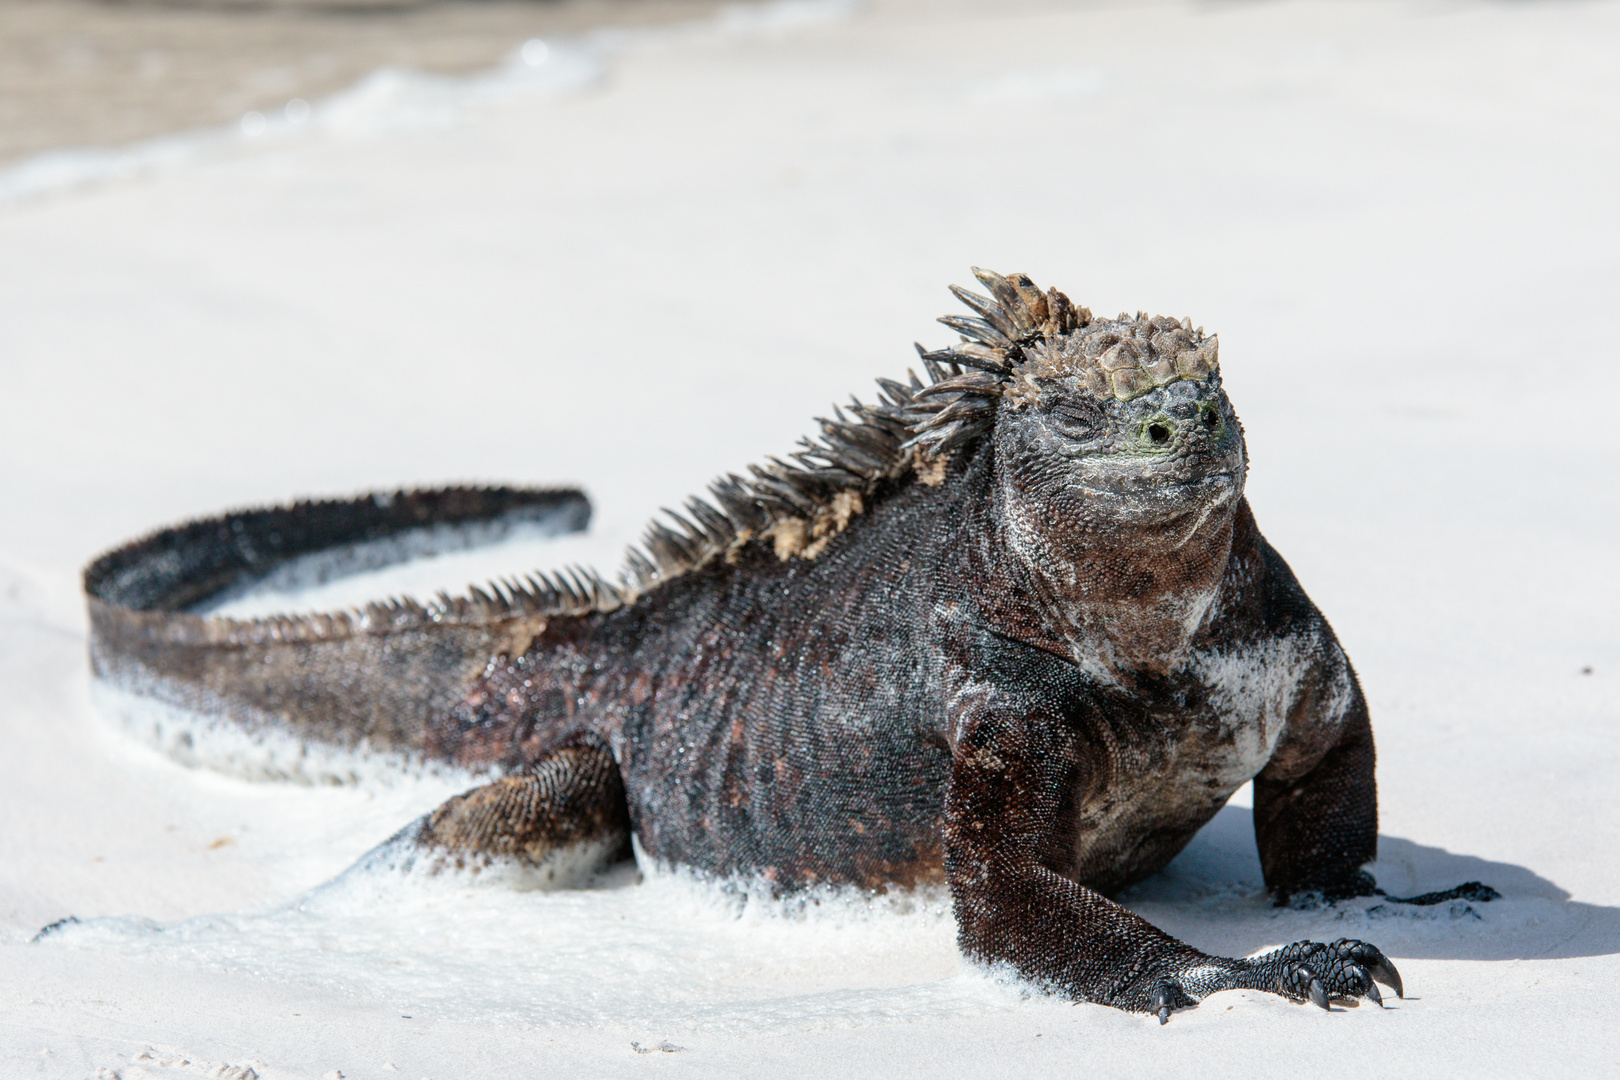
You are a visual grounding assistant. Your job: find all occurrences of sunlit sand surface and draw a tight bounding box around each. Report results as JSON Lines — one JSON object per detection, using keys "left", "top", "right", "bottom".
{"left": 1, "top": 0, "right": 1616, "bottom": 1076}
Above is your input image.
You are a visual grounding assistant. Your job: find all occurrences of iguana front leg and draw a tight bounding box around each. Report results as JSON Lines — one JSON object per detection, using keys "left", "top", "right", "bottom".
{"left": 1254, "top": 651, "right": 1497, "bottom": 908}
{"left": 361, "top": 732, "right": 632, "bottom": 887}
{"left": 1253, "top": 676, "right": 1381, "bottom": 904}
{"left": 944, "top": 707, "right": 1399, "bottom": 1020}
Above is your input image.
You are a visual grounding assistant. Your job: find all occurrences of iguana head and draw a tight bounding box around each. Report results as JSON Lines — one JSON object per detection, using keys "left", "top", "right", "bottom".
{"left": 993, "top": 319, "right": 1246, "bottom": 551}
{"left": 910, "top": 269, "right": 1247, "bottom": 540}
{"left": 904, "top": 271, "right": 1247, "bottom": 649}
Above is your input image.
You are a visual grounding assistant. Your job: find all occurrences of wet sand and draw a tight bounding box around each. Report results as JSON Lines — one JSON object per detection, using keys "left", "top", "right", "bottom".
{"left": 0, "top": 0, "right": 721, "bottom": 165}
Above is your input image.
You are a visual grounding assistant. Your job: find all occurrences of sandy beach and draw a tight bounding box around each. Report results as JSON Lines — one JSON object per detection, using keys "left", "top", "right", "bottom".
{"left": 1, "top": 0, "right": 1617, "bottom": 1076}
{"left": 0, "top": 0, "right": 721, "bottom": 166}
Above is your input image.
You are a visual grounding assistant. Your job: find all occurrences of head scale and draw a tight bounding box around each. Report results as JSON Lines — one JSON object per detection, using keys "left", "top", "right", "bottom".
{"left": 904, "top": 268, "right": 1219, "bottom": 456}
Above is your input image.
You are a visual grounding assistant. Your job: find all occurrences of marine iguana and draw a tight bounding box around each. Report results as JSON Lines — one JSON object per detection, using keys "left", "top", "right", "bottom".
{"left": 83, "top": 269, "right": 1495, "bottom": 1022}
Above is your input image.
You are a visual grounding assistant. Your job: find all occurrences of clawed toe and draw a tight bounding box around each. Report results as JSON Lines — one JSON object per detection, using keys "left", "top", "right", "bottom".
{"left": 1265, "top": 938, "right": 1402, "bottom": 1011}
{"left": 1332, "top": 939, "right": 1403, "bottom": 1000}
{"left": 1364, "top": 959, "right": 1401, "bottom": 999}
{"left": 1280, "top": 964, "right": 1331, "bottom": 1010}
{"left": 1148, "top": 978, "right": 1195, "bottom": 1024}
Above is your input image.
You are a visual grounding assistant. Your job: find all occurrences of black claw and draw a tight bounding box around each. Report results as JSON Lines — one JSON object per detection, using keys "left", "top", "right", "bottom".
{"left": 1364, "top": 979, "right": 1384, "bottom": 1008}
{"left": 1368, "top": 957, "right": 1404, "bottom": 999}
{"left": 1150, "top": 983, "right": 1173, "bottom": 1021}
{"left": 1148, "top": 979, "right": 1193, "bottom": 1025}
{"left": 1331, "top": 939, "right": 1403, "bottom": 1001}
{"left": 1307, "top": 976, "right": 1330, "bottom": 1011}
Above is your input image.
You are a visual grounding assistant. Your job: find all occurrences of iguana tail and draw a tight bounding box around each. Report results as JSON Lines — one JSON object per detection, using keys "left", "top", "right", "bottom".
{"left": 84, "top": 485, "right": 591, "bottom": 782}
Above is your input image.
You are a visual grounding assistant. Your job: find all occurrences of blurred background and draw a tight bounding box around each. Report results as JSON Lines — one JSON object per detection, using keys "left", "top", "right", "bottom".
{"left": 0, "top": 0, "right": 721, "bottom": 165}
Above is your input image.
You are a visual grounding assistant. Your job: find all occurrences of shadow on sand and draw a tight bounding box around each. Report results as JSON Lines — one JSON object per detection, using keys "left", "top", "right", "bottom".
{"left": 1121, "top": 804, "right": 1620, "bottom": 963}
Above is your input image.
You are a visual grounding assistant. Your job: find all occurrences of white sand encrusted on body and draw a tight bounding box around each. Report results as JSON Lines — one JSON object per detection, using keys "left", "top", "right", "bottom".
{"left": 1, "top": 0, "right": 1617, "bottom": 1076}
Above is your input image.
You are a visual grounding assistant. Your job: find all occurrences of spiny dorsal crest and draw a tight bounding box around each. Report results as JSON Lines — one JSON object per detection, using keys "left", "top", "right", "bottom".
{"left": 903, "top": 267, "right": 1219, "bottom": 456}
{"left": 619, "top": 268, "right": 1220, "bottom": 594}
{"left": 176, "top": 271, "right": 1221, "bottom": 639}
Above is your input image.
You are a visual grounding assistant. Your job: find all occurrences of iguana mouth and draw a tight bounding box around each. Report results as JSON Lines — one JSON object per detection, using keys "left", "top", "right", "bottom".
{"left": 1173, "top": 471, "right": 1239, "bottom": 490}
{"left": 1069, "top": 471, "right": 1238, "bottom": 500}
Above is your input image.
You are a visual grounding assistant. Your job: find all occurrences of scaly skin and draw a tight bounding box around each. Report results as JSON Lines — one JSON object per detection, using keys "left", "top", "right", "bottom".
{"left": 81, "top": 270, "right": 1495, "bottom": 1019}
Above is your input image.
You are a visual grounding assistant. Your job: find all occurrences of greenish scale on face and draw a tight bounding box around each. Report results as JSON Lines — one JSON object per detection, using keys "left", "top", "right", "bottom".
{"left": 992, "top": 313, "right": 1247, "bottom": 538}
{"left": 1037, "top": 379, "right": 1233, "bottom": 458}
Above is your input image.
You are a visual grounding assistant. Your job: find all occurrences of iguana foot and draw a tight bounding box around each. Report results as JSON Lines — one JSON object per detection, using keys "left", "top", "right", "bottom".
{"left": 1380, "top": 881, "right": 1500, "bottom": 906}
{"left": 1274, "top": 869, "right": 1380, "bottom": 907}
{"left": 1241, "top": 938, "right": 1402, "bottom": 1009}
{"left": 358, "top": 732, "right": 633, "bottom": 888}
{"left": 1276, "top": 871, "right": 1499, "bottom": 909}
{"left": 1139, "top": 938, "right": 1401, "bottom": 1021}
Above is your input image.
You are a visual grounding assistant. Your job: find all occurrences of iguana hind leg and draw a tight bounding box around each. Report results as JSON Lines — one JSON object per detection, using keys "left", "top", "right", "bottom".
{"left": 366, "top": 733, "right": 633, "bottom": 889}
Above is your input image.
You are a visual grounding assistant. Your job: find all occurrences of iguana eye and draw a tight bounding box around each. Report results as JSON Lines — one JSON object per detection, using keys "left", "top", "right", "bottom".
{"left": 1050, "top": 400, "right": 1104, "bottom": 441}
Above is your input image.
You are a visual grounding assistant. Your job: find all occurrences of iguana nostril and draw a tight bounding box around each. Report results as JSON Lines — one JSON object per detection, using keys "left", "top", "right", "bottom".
{"left": 1148, "top": 423, "right": 1172, "bottom": 444}
{"left": 1201, "top": 410, "right": 1218, "bottom": 430}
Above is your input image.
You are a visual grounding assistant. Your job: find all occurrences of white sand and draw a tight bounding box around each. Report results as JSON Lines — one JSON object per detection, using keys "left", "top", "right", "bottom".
{"left": 1, "top": 0, "right": 1617, "bottom": 1076}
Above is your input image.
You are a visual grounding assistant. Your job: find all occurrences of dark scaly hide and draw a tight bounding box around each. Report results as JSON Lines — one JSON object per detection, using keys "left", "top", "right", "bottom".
{"left": 85, "top": 486, "right": 597, "bottom": 769}
{"left": 85, "top": 270, "right": 1458, "bottom": 1017}
{"left": 83, "top": 271, "right": 1214, "bottom": 762}
{"left": 407, "top": 732, "right": 633, "bottom": 880}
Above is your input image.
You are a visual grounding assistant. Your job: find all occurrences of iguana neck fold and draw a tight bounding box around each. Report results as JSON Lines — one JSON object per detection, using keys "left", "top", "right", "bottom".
{"left": 959, "top": 429, "right": 1242, "bottom": 682}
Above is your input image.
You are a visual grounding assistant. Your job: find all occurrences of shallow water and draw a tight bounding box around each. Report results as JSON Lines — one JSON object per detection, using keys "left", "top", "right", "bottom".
{"left": 0, "top": 0, "right": 860, "bottom": 209}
